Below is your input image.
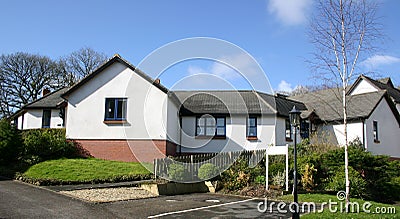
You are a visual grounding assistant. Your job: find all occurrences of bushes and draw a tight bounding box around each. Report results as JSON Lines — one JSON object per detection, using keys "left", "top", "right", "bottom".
{"left": 168, "top": 163, "right": 186, "bottom": 181}
{"left": 0, "top": 126, "right": 82, "bottom": 170}
{"left": 198, "top": 163, "right": 219, "bottom": 180}
{"left": 325, "top": 166, "right": 367, "bottom": 198}
{"left": 22, "top": 129, "right": 79, "bottom": 164}
{"left": 0, "top": 119, "right": 22, "bottom": 165}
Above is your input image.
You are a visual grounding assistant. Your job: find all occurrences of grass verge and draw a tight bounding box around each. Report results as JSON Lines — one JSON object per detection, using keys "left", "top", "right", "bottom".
{"left": 278, "top": 193, "right": 399, "bottom": 218}
{"left": 18, "top": 158, "right": 152, "bottom": 185}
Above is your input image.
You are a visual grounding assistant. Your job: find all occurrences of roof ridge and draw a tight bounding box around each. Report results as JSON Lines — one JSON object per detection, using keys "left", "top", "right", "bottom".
{"left": 253, "top": 91, "right": 277, "bottom": 114}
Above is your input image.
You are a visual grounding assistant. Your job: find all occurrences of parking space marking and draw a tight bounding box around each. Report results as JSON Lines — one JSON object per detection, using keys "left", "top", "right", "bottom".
{"left": 148, "top": 198, "right": 257, "bottom": 218}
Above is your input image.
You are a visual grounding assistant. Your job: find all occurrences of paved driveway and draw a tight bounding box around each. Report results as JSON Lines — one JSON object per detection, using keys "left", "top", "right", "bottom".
{"left": 0, "top": 179, "right": 292, "bottom": 218}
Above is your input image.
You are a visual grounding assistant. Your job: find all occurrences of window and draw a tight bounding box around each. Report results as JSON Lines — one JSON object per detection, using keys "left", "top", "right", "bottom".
{"left": 247, "top": 117, "right": 257, "bottom": 139}
{"left": 373, "top": 121, "right": 379, "bottom": 143}
{"left": 285, "top": 119, "right": 292, "bottom": 141}
{"left": 42, "top": 109, "right": 51, "bottom": 128}
{"left": 196, "top": 115, "right": 226, "bottom": 138}
{"left": 300, "top": 120, "right": 310, "bottom": 139}
{"left": 105, "top": 98, "right": 127, "bottom": 121}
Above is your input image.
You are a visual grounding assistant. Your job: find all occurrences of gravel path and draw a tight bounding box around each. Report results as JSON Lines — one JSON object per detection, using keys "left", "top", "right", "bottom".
{"left": 60, "top": 187, "right": 158, "bottom": 202}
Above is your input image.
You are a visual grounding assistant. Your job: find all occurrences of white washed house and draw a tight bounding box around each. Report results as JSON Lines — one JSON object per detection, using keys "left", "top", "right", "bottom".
{"left": 290, "top": 76, "right": 400, "bottom": 159}
{"left": 11, "top": 88, "right": 67, "bottom": 130}
{"left": 11, "top": 54, "right": 400, "bottom": 161}
{"left": 58, "top": 55, "right": 305, "bottom": 161}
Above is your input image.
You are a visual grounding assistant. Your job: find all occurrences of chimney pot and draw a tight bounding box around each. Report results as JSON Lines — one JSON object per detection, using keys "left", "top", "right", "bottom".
{"left": 42, "top": 88, "right": 51, "bottom": 96}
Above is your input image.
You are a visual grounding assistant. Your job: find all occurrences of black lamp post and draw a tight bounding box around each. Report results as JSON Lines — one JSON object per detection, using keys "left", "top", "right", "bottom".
{"left": 289, "top": 105, "right": 301, "bottom": 219}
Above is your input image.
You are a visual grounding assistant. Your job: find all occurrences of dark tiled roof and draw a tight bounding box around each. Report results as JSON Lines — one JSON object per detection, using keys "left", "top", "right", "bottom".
{"left": 24, "top": 88, "right": 68, "bottom": 109}
{"left": 173, "top": 90, "right": 307, "bottom": 116}
{"left": 62, "top": 54, "right": 168, "bottom": 98}
{"left": 290, "top": 88, "right": 389, "bottom": 122}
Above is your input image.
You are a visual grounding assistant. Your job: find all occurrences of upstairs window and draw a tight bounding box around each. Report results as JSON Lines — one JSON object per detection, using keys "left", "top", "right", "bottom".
{"left": 247, "top": 117, "right": 257, "bottom": 139}
{"left": 105, "top": 98, "right": 127, "bottom": 121}
{"left": 196, "top": 115, "right": 226, "bottom": 138}
{"left": 373, "top": 121, "right": 379, "bottom": 143}
{"left": 42, "top": 109, "right": 51, "bottom": 128}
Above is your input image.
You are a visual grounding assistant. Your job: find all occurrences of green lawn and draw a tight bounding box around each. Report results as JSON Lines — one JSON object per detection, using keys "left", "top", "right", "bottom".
{"left": 20, "top": 158, "right": 153, "bottom": 185}
{"left": 279, "top": 193, "right": 399, "bottom": 218}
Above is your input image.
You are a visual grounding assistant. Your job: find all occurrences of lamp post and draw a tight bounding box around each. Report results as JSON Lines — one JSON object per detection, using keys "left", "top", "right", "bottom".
{"left": 289, "top": 105, "right": 301, "bottom": 219}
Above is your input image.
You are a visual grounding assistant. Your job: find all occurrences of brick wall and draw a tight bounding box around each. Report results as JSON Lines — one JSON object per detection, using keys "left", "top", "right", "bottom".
{"left": 74, "top": 139, "right": 177, "bottom": 162}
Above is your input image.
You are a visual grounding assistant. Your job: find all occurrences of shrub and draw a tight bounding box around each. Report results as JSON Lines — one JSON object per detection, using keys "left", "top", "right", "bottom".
{"left": 22, "top": 129, "right": 79, "bottom": 164}
{"left": 271, "top": 171, "right": 285, "bottom": 187}
{"left": 301, "top": 163, "right": 317, "bottom": 191}
{"left": 0, "top": 119, "right": 22, "bottom": 165}
{"left": 254, "top": 175, "right": 265, "bottom": 185}
{"left": 198, "top": 163, "right": 219, "bottom": 180}
{"left": 168, "top": 163, "right": 185, "bottom": 181}
{"left": 326, "top": 166, "right": 367, "bottom": 198}
{"left": 221, "top": 158, "right": 252, "bottom": 191}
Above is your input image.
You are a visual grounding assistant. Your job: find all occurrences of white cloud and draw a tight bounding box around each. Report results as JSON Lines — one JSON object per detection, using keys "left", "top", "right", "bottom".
{"left": 277, "top": 80, "right": 293, "bottom": 92}
{"left": 361, "top": 55, "right": 400, "bottom": 69}
{"left": 186, "top": 53, "right": 260, "bottom": 81}
{"left": 267, "top": 0, "right": 313, "bottom": 26}
{"left": 187, "top": 65, "right": 206, "bottom": 75}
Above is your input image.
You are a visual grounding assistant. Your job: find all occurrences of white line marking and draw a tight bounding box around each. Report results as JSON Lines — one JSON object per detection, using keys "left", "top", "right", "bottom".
{"left": 148, "top": 198, "right": 257, "bottom": 218}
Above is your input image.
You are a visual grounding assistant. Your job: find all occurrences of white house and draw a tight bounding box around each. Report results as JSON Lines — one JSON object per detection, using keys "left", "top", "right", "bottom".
{"left": 11, "top": 88, "right": 67, "bottom": 130}
{"left": 58, "top": 55, "right": 306, "bottom": 162}
{"left": 174, "top": 91, "right": 306, "bottom": 154}
{"left": 61, "top": 55, "right": 180, "bottom": 162}
{"left": 290, "top": 79, "right": 400, "bottom": 159}
{"left": 11, "top": 54, "right": 400, "bottom": 161}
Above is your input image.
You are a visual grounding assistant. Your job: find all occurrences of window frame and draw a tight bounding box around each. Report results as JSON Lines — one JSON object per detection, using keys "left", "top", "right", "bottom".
{"left": 195, "top": 115, "right": 226, "bottom": 139}
{"left": 42, "top": 109, "right": 51, "bottom": 128}
{"left": 373, "top": 120, "right": 379, "bottom": 143}
{"left": 285, "top": 118, "right": 292, "bottom": 142}
{"left": 104, "top": 98, "right": 127, "bottom": 123}
{"left": 246, "top": 116, "right": 258, "bottom": 140}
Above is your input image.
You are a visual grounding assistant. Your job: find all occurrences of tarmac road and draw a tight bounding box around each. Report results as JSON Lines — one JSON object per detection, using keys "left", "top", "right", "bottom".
{"left": 0, "top": 179, "right": 292, "bottom": 218}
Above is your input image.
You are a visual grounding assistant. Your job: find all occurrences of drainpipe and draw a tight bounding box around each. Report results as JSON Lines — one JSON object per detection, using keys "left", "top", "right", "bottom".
{"left": 362, "top": 119, "right": 367, "bottom": 151}
{"left": 179, "top": 115, "right": 182, "bottom": 155}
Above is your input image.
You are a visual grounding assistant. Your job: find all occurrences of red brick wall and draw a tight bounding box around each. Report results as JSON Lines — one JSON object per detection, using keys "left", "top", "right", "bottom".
{"left": 73, "top": 139, "right": 177, "bottom": 162}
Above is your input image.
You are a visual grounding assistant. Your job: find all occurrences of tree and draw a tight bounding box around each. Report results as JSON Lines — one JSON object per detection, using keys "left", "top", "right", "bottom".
{"left": 63, "top": 47, "right": 107, "bottom": 79}
{"left": 308, "top": 0, "right": 381, "bottom": 207}
{"left": 0, "top": 52, "right": 62, "bottom": 118}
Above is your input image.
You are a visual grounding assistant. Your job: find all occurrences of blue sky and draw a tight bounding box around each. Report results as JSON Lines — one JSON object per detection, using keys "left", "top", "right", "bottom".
{"left": 1, "top": 0, "right": 399, "bottom": 93}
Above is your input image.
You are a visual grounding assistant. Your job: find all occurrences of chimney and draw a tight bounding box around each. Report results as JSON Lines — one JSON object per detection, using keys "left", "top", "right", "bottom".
{"left": 154, "top": 78, "right": 161, "bottom": 85}
{"left": 42, "top": 88, "right": 51, "bottom": 96}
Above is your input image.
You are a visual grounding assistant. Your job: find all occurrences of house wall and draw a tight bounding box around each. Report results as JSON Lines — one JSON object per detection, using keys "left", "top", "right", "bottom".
{"left": 318, "top": 122, "right": 364, "bottom": 146}
{"left": 166, "top": 98, "right": 180, "bottom": 144}
{"left": 349, "top": 79, "right": 378, "bottom": 95}
{"left": 179, "top": 115, "right": 276, "bottom": 153}
{"left": 275, "top": 117, "right": 300, "bottom": 146}
{"left": 18, "top": 109, "right": 63, "bottom": 129}
{"left": 365, "top": 99, "right": 400, "bottom": 158}
{"left": 65, "top": 62, "right": 177, "bottom": 161}
{"left": 66, "top": 62, "right": 168, "bottom": 140}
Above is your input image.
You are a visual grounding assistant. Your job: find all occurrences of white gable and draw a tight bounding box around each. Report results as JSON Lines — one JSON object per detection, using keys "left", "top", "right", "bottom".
{"left": 349, "top": 78, "right": 379, "bottom": 95}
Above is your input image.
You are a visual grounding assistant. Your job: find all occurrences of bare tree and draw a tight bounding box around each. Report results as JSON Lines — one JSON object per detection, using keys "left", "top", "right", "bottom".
{"left": 308, "top": 0, "right": 382, "bottom": 207}
{"left": 0, "top": 52, "right": 63, "bottom": 118}
{"left": 64, "top": 47, "right": 107, "bottom": 79}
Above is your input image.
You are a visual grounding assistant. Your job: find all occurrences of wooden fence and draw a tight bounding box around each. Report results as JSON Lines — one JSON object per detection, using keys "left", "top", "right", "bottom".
{"left": 154, "top": 149, "right": 267, "bottom": 181}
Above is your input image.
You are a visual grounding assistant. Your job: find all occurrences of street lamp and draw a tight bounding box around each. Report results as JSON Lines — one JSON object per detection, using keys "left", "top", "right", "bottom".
{"left": 289, "top": 105, "right": 301, "bottom": 219}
